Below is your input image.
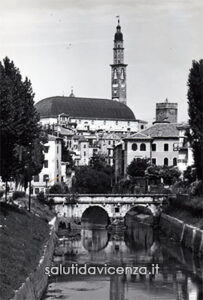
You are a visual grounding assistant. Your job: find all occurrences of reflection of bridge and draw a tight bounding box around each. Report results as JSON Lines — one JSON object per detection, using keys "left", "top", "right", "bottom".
{"left": 47, "top": 194, "right": 168, "bottom": 221}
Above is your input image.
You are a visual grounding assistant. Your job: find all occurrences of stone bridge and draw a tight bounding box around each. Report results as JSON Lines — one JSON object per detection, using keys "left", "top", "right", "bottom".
{"left": 47, "top": 194, "right": 169, "bottom": 224}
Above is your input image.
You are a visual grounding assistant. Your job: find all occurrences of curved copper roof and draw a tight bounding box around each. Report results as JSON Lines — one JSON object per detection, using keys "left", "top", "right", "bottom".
{"left": 35, "top": 96, "right": 135, "bottom": 120}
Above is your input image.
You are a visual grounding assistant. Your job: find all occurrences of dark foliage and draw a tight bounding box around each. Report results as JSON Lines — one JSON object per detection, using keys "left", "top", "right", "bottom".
{"left": 49, "top": 183, "right": 69, "bottom": 194}
{"left": 12, "top": 191, "right": 25, "bottom": 200}
{"left": 183, "top": 165, "right": 197, "bottom": 183}
{"left": 0, "top": 57, "right": 45, "bottom": 189}
{"left": 127, "top": 158, "right": 149, "bottom": 177}
{"left": 73, "top": 166, "right": 112, "bottom": 194}
{"left": 187, "top": 59, "right": 203, "bottom": 183}
{"left": 36, "top": 191, "right": 46, "bottom": 203}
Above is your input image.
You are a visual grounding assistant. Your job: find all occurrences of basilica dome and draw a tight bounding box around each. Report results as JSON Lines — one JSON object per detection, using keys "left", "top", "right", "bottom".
{"left": 35, "top": 96, "right": 135, "bottom": 120}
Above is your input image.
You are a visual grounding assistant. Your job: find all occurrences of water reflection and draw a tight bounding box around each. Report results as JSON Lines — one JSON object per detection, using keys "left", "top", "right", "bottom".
{"left": 82, "top": 228, "right": 109, "bottom": 251}
{"left": 44, "top": 219, "right": 203, "bottom": 300}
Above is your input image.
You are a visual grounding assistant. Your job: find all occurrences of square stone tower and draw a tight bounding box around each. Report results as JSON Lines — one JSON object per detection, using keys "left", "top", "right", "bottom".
{"left": 156, "top": 98, "right": 178, "bottom": 123}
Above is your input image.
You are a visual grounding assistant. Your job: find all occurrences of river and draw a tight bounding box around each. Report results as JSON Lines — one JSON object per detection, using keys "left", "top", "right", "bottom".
{"left": 43, "top": 219, "right": 203, "bottom": 300}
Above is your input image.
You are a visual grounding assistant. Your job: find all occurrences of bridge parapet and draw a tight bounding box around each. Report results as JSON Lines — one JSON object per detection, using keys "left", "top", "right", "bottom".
{"left": 48, "top": 194, "right": 172, "bottom": 220}
{"left": 46, "top": 193, "right": 170, "bottom": 205}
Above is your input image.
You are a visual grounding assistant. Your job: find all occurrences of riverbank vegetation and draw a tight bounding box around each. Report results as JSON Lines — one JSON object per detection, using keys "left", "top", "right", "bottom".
{"left": 165, "top": 194, "right": 203, "bottom": 229}
{"left": 0, "top": 201, "right": 53, "bottom": 299}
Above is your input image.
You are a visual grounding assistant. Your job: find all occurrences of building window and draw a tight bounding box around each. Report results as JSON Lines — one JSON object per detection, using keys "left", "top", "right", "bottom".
{"left": 44, "top": 160, "right": 48, "bottom": 168}
{"left": 43, "top": 174, "right": 49, "bottom": 182}
{"left": 84, "top": 144, "right": 86, "bottom": 148}
{"left": 164, "top": 158, "right": 168, "bottom": 166}
{"left": 84, "top": 151, "right": 86, "bottom": 156}
{"left": 152, "top": 144, "right": 156, "bottom": 151}
{"left": 115, "top": 207, "right": 120, "bottom": 213}
{"left": 35, "top": 188, "right": 39, "bottom": 194}
{"left": 164, "top": 143, "right": 169, "bottom": 151}
{"left": 56, "top": 160, "right": 59, "bottom": 169}
{"left": 33, "top": 175, "right": 39, "bottom": 182}
{"left": 173, "top": 158, "right": 177, "bottom": 166}
{"left": 132, "top": 143, "right": 137, "bottom": 151}
{"left": 57, "top": 146, "right": 59, "bottom": 154}
{"left": 44, "top": 146, "right": 49, "bottom": 153}
{"left": 173, "top": 143, "right": 179, "bottom": 151}
{"left": 140, "top": 143, "right": 146, "bottom": 151}
{"left": 141, "top": 125, "right": 144, "bottom": 130}
{"left": 152, "top": 158, "right": 156, "bottom": 165}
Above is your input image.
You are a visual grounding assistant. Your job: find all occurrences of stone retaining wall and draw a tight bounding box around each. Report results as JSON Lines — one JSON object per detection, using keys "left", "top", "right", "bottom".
{"left": 10, "top": 217, "right": 58, "bottom": 300}
{"left": 159, "top": 213, "right": 203, "bottom": 255}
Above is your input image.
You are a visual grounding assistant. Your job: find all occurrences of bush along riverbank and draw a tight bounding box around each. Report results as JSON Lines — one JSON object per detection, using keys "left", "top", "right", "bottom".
{"left": 0, "top": 202, "right": 57, "bottom": 300}
{"left": 159, "top": 194, "right": 203, "bottom": 255}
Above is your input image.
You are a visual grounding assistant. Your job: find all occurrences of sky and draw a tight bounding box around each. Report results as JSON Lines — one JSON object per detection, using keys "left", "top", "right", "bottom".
{"left": 0, "top": 0, "right": 203, "bottom": 124}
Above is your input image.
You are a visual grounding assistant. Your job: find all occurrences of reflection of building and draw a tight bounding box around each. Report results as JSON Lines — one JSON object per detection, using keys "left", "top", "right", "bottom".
{"left": 82, "top": 229, "right": 109, "bottom": 251}
{"left": 110, "top": 276, "right": 125, "bottom": 300}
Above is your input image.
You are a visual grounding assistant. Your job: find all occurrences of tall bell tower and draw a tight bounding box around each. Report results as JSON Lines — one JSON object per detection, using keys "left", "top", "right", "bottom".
{"left": 111, "top": 18, "right": 127, "bottom": 105}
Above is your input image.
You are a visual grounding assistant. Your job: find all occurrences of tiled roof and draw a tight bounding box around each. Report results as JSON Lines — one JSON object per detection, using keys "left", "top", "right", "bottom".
{"left": 35, "top": 96, "right": 135, "bottom": 121}
{"left": 48, "top": 134, "right": 62, "bottom": 141}
{"left": 58, "top": 127, "right": 74, "bottom": 136}
{"left": 125, "top": 123, "right": 179, "bottom": 140}
{"left": 101, "top": 133, "right": 121, "bottom": 140}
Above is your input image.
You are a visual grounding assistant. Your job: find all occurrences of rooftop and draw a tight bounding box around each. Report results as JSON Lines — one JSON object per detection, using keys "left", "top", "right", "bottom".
{"left": 125, "top": 123, "right": 179, "bottom": 140}
{"left": 35, "top": 96, "right": 136, "bottom": 121}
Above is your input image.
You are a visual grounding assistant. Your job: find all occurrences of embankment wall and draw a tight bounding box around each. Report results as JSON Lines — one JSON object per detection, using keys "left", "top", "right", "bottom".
{"left": 10, "top": 217, "right": 58, "bottom": 300}
{"left": 159, "top": 213, "right": 203, "bottom": 255}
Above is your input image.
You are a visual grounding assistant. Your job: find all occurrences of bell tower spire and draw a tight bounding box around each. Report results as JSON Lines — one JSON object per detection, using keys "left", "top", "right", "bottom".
{"left": 110, "top": 17, "right": 127, "bottom": 105}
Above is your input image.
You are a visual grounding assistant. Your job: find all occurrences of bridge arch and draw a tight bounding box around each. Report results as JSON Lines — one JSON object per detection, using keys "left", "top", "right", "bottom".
{"left": 81, "top": 205, "right": 110, "bottom": 227}
{"left": 125, "top": 204, "right": 154, "bottom": 217}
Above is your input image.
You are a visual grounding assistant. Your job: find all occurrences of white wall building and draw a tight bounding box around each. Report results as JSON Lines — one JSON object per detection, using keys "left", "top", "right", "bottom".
{"left": 32, "top": 134, "right": 62, "bottom": 195}
{"left": 176, "top": 123, "right": 194, "bottom": 173}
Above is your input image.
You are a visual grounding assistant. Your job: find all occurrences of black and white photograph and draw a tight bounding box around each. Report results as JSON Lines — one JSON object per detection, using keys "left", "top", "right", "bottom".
{"left": 0, "top": 0, "right": 203, "bottom": 299}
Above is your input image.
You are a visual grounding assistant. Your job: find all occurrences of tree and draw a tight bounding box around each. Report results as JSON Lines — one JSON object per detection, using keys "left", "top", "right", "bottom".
{"left": 127, "top": 158, "right": 149, "bottom": 177}
{"left": 187, "top": 59, "right": 203, "bottom": 182}
{"left": 160, "top": 166, "right": 181, "bottom": 185}
{"left": 0, "top": 57, "right": 45, "bottom": 194}
{"left": 183, "top": 165, "right": 197, "bottom": 184}
{"left": 73, "top": 166, "right": 112, "bottom": 194}
{"left": 146, "top": 165, "right": 161, "bottom": 177}
{"left": 89, "top": 153, "right": 107, "bottom": 170}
